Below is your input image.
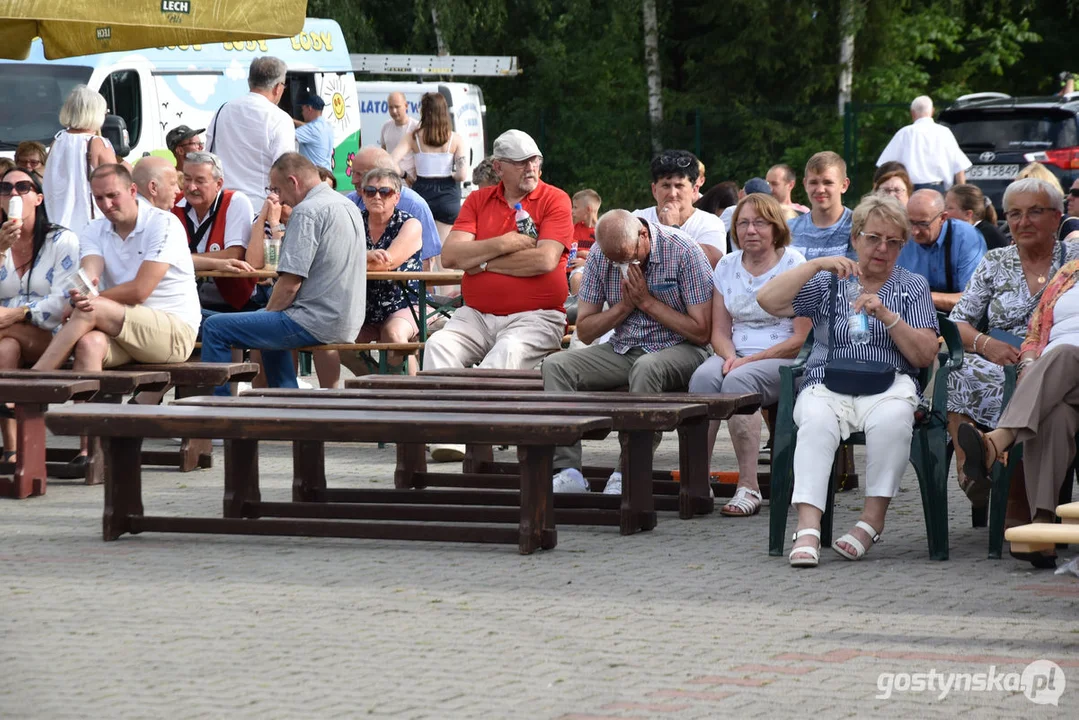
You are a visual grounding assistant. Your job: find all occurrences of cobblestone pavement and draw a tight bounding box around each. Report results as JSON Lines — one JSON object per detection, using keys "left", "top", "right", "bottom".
{"left": 1, "top": 409, "right": 1077, "bottom": 719}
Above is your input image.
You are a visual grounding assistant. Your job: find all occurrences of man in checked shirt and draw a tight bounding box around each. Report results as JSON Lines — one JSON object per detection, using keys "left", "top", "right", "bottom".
{"left": 542, "top": 208, "right": 713, "bottom": 495}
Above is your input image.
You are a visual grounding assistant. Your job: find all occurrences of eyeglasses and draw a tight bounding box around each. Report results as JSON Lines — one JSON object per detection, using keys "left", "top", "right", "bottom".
{"left": 735, "top": 219, "right": 772, "bottom": 232}
{"left": 858, "top": 231, "right": 905, "bottom": 250}
{"left": 1004, "top": 206, "right": 1054, "bottom": 223}
{"left": 910, "top": 211, "right": 943, "bottom": 230}
{"left": 16, "top": 158, "right": 43, "bottom": 169}
{"left": 0, "top": 180, "right": 35, "bottom": 196}
{"left": 503, "top": 157, "right": 542, "bottom": 169}
{"left": 362, "top": 186, "right": 396, "bottom": 199}
{"left": 179, "top": 140, "right": 204, "bottom": 150}
{"left": 878, "top": 186, "right": 905, "bottom": 196}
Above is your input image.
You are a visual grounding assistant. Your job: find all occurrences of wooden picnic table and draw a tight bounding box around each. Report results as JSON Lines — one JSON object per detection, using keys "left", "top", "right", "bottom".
{"left": 346, "top": 375, "right": 545, "bottom": 391}
{"left": 418, "top": 368, "right": 542, "bottom": 380}
{"left": 45, "top": 404, "right": 611, "bottom": 554}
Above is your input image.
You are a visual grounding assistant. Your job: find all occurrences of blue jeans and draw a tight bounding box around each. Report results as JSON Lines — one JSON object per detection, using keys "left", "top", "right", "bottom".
{"left": 200, "top": 310, "right": 320, "bottom": 395}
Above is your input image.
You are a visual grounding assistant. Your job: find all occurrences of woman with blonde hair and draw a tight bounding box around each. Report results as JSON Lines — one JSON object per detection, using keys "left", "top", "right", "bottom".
{"left": 42, "top": 85, "right": 118, "bottom": 236}
{"left": 1016, "top": 162, "right": 1063, "bottom": 196}
{"left": 391, "top": 92, "right": 468, "bottom": 242}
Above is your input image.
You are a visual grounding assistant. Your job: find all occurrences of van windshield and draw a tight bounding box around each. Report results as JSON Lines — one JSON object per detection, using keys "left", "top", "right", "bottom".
{"left": 0, "top": 64, "right": 94, "bottom": 149}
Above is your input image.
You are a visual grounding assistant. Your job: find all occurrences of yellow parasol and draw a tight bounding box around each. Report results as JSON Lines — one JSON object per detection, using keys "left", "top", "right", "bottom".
{"left": 0, "top": 0, "right": 309, "bottom": 60}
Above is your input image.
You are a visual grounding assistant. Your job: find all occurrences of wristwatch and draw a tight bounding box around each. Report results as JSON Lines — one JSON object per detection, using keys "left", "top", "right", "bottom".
{"left": 479, "top": 261, "right": 488, "bottom": 272}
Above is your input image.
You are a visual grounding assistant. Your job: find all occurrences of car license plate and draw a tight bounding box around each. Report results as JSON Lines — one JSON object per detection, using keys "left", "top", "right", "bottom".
{"left": 967, "top": 164, "right": 1019, "bottom": 180}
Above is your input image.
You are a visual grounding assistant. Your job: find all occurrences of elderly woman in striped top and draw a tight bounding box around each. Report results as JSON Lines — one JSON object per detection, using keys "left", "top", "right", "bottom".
{"left": 758, "top": 194, "right": 940, "bottom": 567}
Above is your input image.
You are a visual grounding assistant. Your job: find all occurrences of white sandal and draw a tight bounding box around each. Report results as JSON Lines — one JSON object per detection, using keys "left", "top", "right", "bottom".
{"left": 789, "top": 528, "right": 821, "bottom": 568}
{"left": 720, "top": 486, "right": 762, "bottom": 517}
{"left": 834, "top": 520, "right": 882, "bottom": 560}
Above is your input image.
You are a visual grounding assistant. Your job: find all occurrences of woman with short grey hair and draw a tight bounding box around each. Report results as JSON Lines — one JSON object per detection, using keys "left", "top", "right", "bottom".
{"left": 42, "top": 85, "right": 118, "bottom": 236}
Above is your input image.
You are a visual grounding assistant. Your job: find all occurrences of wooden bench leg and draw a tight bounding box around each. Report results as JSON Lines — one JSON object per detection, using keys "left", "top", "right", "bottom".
{"left": 103, "top": 437, "right": 144, "bottom": 540}
{"left": 395, "top": 442, "right": 427, "bottom": 489}
{"left": 292, "top": 441, "right": 325, "bottom": 502}
{"left": 0, "top": 403, "right": 48, "bottom": 499}
{"left": 677, "top": 417, "right": 713, "bottom": 519}
{"left": 518, "top": 445, "right": 556, "bottom": 554}
{"left": 623, "top": 430, "right": 658, "bottom": 534}
{"left": 463, "top": 443, "right": 494, "bottom": 474}
{"left": 179, "top": 437, "right": 213, "bottom": 472}
{"left": 224, "top": 439, "right": 260, "bottom": 518}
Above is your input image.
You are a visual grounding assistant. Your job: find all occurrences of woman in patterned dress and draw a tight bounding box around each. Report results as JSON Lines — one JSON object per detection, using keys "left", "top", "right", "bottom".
{"left": 313, "top": 168, "right": 422, "bottom": 387}
{"left": 947, "top": 178, "right": 1079, "bottom": 507}
{"left": 688, "top": 194, "right": 810, "bottom": 517}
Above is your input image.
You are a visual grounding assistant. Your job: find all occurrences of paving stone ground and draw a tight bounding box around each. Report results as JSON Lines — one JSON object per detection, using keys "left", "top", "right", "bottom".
{"left": 1, "top": 395, "right": 1077, "bottom": 719}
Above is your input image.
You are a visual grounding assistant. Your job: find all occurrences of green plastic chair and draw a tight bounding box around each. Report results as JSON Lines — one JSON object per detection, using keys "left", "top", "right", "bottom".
{"left": 768, "top": 313, "right": 964, "bottom": 561}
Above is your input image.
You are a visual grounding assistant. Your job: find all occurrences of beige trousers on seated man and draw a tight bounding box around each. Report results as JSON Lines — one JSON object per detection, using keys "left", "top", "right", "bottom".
{"left": 424, "top": 305, "right": 566, "bottom": 461}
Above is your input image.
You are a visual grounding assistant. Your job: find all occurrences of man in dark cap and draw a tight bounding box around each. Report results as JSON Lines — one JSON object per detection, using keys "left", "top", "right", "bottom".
{"left": 294, "top": 95, "right": 334, "bottom": 170}
{"left": 165, "top": 125, "right": 205, "bottom": 175}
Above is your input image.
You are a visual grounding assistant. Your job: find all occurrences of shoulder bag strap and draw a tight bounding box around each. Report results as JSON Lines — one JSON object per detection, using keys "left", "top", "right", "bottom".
{"left": 827, "top": 273, "right": 838, "bottom": 363}
{"left": 208, "top": 102, "right": 227, "bottom": 154}
{"left": 943, "top": 219, "right": 954, "bottom": 293}
{"left": 86, "top": 135, "right": 97, "bottom": 219}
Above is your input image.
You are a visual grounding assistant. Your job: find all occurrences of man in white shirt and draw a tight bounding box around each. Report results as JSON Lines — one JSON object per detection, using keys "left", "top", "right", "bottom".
{"left": 876, "top": 95, "right": 971, "bottom": 192}
{"left": 380, "top": 92, "right": 419, "bottom": 179}
{"left": 132, "top": 156, "right": 180, "bottom": 211}
{"left": 205, "top": 56, "right": 296, "bottom": 207}
{"left": 33, "top": 164, "right": 201, "bottom": 372}
{"left": 633, "top": 149, "right": 726, "bottom": 267}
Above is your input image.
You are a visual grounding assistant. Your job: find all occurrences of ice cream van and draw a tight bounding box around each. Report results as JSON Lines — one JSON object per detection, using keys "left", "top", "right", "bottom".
{"left": 0, "top": 18, "right": 361, "bottom": 188}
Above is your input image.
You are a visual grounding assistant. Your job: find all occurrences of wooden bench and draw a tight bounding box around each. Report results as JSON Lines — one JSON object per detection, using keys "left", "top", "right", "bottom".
{"left": 0, "top": 378, "right": 100, "bottom": 498}
{"left": 244, "top": 387, "right": 761, "bottom": 518}
{"left": 44, "top": 404, "right": 610, "bottom": 554}
{"left": 1055, "top": 502, "right": 1079, "bottom": 523}
{"left": 346, "top": 375, "right": 545, "bottom": 391}
{"left": 1004, "top": 523, "right": 1079, "bottom": 553}
{"left": 176, "top": 394, "right": 709, "bottom": 534}
{"left": 418, "top": 368, "right": 542, "bottom": 380}
{"left": 297, "top": 342, "right": 424, "bottom": 375}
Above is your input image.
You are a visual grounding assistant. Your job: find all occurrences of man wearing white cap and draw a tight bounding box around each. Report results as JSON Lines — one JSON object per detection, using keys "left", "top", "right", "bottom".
{"left": 427, "top": 129, "right": 573, "bottom": 462}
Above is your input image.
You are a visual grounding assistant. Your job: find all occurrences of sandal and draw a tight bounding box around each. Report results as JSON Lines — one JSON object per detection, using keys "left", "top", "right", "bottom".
{"left": 834, "top": 520, "right": 882, "bottom": 560}
{"left": 720, "top": 486, "right": 762, "bottom": 517}
{"left": 957, "top": 423, "right": 1005, "bottom": 502}
{"left": 1, "top": 450, "right": 14, "bottom": 463}
{"left": 789, "top": 528, "right": 821, "bottom": 568}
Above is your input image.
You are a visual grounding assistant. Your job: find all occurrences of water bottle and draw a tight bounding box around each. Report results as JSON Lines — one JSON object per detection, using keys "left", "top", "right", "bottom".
{"left": 568, "top": 241, "right": 578, "bottom": 264}
{"left": 845, "top": 277, "right": 870, "bottom": 344}
{"left": 515, "top": 203, "right": 538, "bottom": 239}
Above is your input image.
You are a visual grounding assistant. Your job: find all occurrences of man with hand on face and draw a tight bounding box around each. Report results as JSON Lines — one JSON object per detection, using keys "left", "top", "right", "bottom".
{"left": 543, "top": 209, "right": 713, "bottom": 495}
{"left": 788, "top": 151, "right": 855, "bottom": 261}
{"left": 634, "top": 149, "right": 726, "bottom": 267}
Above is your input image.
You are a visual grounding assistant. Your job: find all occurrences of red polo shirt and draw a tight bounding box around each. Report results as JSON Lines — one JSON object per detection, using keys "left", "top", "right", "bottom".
{"left": 453, "top": 180, "right": 573, "bottom": 315}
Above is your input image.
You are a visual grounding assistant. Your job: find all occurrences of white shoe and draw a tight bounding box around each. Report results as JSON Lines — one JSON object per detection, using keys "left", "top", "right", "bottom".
{"left": 429, "top": 443, "right": 466, "bottom": 462}
{"left": 552, "top": 468, "right": 589, "bottom": 493}
{"left": 602, "top": 471, "right": 622, "bottom": 495}
{"left": 236, "top": 382, "right": 252, "bottom": 394}
{"left": 297, "top": 378, "right": 315, "bottom": 389}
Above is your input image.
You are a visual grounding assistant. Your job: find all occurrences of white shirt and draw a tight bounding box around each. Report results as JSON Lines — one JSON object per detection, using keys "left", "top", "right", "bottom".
{"left": 1045, "top": 282, "right": 1079, "bottom": 356}
{"left": 713, "top": 248, "right": 805, "bottom": 355}
{"left": 0, "top": 227, "right": 81, "bottom": 332}
{"left": 380, "top": 117, "right": 419, "bottom": 154}
{"left": 175, "top": 191, "right": 254, "bottom": 253}
{"left": 80, "top": 201, "right": 202, "bottom": 332}
{"left": 633, "top": 206, "right": 727, "bottom": 253}
{"left": 206, "top": 92, "right": 296, "bottom": 207}
{"left": 876, "top": 117, "right": 972, "bottom": 188}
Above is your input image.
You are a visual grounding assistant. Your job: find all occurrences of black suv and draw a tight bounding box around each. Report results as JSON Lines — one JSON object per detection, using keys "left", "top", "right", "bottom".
{"left": 939, "top": 92, "right": 1079, "bottom": 208}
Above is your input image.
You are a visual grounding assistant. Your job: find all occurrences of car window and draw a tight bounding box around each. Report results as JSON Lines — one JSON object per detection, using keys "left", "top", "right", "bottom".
{"left": 944, "top": 111, "right": 1078, "bottom": 151}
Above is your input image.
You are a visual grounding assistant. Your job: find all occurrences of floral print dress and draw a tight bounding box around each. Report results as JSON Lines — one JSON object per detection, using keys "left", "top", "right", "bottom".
{"left": 947, "top": 241, "right": 1079, "bottom": 426}
{"left": 364, "top": 208, "right": 422, "bottom": 325}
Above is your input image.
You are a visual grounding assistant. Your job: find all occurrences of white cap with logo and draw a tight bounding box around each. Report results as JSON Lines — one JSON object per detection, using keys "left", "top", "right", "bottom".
{"left": 492, "top": 130, "right": 543, "bottom": 162}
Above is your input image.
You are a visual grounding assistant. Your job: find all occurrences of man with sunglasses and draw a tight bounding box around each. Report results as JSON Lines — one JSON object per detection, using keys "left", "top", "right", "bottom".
{"left": 898, "top": 189, "right": 986, "bottom": 311}
{"left": 1060, "top": 179, "right": 1079, "bottom": 242}
{"left": 205, "top": 56, "right": 295, "bottom": 208}
{"left": 543, "top": 209, "right": 713, "bottom": 495}
{"left": 633, "top": 149, "right": 726, "bottom": 268}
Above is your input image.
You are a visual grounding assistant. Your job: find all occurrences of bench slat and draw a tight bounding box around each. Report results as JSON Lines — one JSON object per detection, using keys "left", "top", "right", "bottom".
{"left": 297, "top": 343, "right": 423, "bottom": 352}
{"left": 346, "top": 375, "right": 544, "bottom": 391}
{"left": 127, "top": 362, "right": 260, "bottom": 385}
{"left": 0, "top": 370, "right": 168, "bottom": 396}
{"left": 1004, "top": 523, "right": 1079, "bottom": 543}
{"left": 418, "top": 368, "right": 541, "bottom": 379}
{"left": 0, "top": 378, "right": 100, "bottom": 403}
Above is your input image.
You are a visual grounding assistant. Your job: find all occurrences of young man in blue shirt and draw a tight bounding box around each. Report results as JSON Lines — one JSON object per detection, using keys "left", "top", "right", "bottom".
{"left": 788, "top": 151, "right": 855, "bottom": 261}
{"left": 294, "top": 95, "right": 334, "bottom": 171}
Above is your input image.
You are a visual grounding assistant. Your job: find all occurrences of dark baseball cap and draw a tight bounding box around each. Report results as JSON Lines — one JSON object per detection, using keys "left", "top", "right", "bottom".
{"left": 301, "top": 95, "right": 326, "bottom": 110}
{"left": 165, "top": 125, "right": 205, "bottom": 150}
{"left": 743, "top": 177, "right": 771, "bottom": 195}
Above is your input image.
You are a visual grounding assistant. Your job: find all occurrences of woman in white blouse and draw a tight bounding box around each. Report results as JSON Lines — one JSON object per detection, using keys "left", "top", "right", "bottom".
{"left": 687, "top": 194, "right": 811, "bottom": 516}
{"left": 0, "top": 167, "right": 80, "bottom": 460}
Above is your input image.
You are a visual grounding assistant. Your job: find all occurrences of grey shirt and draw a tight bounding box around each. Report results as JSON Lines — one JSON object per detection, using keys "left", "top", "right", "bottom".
{"left": 278, "top": 183, "right": 367, "bottom": 343}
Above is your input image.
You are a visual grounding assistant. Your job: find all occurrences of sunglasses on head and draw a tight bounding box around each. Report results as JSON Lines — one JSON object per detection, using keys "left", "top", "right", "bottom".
{"left": 362, "top": 186, "right": 395, "bottom": 199}
{"left": 0, "top": 180, "right": 35, "bottom": 196}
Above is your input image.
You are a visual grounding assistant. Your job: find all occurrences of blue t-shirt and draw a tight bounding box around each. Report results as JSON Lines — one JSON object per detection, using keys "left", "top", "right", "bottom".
{"left": 896, "top": 218, "right": 987, "bottom": 293}
{"left": 295, "top": 117, "right": 334, "bottom": 170}
{"left": 788, "top": 207, "right": 855, "bottom": 261}
{"left": 348, "top": 186, "right": 442, "bottom": 260}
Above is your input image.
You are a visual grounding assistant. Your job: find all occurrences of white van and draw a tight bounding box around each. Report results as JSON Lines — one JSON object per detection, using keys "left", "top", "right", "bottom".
{"left": 0, "top": 18, "right": 361, "bottom": 188}
{"left": 355, "top": 80, "right": 486, "bottom": 183}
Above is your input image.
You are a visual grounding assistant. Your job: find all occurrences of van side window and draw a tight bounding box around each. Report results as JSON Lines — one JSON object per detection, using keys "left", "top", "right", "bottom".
{"left": 102, "top": 70, "right": 141, "bottom": 146}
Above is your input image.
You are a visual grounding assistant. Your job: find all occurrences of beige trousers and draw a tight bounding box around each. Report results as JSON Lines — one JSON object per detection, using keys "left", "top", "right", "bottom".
{"left": 422, "top": 305, "right": 565, "bottom": 371}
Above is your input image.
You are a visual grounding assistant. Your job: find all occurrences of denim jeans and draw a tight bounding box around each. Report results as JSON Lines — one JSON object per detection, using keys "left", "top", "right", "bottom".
{"left": 200, "top": 309, "right": 320, "bottom": 395}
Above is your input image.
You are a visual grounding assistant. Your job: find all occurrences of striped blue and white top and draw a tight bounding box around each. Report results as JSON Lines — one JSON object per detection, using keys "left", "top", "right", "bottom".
{"left": 791, "top": 267, "right": 939, "bottom": 392}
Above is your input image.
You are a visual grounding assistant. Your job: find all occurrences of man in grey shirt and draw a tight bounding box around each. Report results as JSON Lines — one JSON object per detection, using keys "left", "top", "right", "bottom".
{"left": 201, "top": 152, "right": 366, "bottom": 394}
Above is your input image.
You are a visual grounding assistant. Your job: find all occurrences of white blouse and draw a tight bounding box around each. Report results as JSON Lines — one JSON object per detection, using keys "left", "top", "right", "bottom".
{"left": 0, "top": 227, "right": 81, "bottom": 332}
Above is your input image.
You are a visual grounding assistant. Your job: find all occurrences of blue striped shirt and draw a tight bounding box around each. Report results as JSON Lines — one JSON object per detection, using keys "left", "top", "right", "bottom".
{"left": 791, "top": 267, "right": 939, "bottom": 391}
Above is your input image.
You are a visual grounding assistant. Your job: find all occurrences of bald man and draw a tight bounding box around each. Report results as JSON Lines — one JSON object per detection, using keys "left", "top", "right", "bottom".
{"left": 898, "top": 189, "right": 986, "bottom": 311}
{"left": 379, "top": 92, "right": 419, "bottom": 154}
{"left": 133, "top": 156, "right": 180, "bottom": 211}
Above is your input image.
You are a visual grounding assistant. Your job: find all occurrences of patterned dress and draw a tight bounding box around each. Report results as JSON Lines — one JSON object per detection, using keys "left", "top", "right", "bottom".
{"left": 364, "top": 208, "right": 422, "bottom": 325}
{"left": 947, "top": 241, "right": 1079, "bottom": 426}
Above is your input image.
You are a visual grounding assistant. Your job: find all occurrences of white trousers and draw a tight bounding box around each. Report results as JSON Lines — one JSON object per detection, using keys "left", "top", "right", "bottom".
{"left": 423, "top": 305, "right": 565, "bottom": 370}
{"left": 790, "top": 375, "right": 918, "bottom": 512}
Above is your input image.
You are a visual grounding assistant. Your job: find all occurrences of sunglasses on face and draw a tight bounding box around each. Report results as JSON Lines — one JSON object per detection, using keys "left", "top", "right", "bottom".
{"left": 362, "top": 186, "right": 396, "bottom": 199}
{"left": 1069, "top": 189, "right": 1079, "bottom": 198}
{"left": 0, "top": 181, "right": 35, "bottom": 196}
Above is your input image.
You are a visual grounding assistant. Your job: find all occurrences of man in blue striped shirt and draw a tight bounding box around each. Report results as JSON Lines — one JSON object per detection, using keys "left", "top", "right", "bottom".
{"left": 542, "top": 209, "right": 713, "bottom": 495}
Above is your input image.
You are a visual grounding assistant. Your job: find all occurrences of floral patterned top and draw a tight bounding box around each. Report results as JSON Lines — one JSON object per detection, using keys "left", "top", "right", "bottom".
{"left": 365, "top": 208, "right": 422, "bottom": 325}
{"left": 0, "top": 227, "right": 80, "bottom": 333}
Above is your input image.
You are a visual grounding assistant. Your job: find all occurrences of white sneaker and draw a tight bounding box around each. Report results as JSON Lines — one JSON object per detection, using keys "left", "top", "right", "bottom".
{"left": 429, "top": 443, "right": 466, "bottom": 462}
{"left": 602, "top": 471, "right": 622, "bottom": 495}
{"left": 552, "top": 468, "right": 589, "bottom": 493}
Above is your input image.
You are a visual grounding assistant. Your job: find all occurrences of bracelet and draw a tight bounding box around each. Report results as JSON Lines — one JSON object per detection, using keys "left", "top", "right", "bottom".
{"left": 972, "top": 332, "right": 985, "bottom": 354}
{"left": 883, "top": 315, "right": 901, "bottom": 330}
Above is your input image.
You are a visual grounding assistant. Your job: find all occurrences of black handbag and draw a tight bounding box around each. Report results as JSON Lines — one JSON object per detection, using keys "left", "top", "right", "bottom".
{"left": 822, "top": 275, "right": 896, "bottom": 396}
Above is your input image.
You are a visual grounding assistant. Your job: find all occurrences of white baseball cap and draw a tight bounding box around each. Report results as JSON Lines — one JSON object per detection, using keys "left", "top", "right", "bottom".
{"left": 492, "top": 130, "right": 542, "bottom": 162}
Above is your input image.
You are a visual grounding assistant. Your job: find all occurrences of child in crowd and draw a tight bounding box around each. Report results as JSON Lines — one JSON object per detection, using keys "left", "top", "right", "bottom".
{"left": 569, "top": 188, "right": 601, "bottom": 295}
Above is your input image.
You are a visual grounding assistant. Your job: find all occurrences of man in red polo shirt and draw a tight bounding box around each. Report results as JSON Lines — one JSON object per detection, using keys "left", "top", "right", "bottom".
{"left": 428, "top": 129, "right": 573, "bottom": 460}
